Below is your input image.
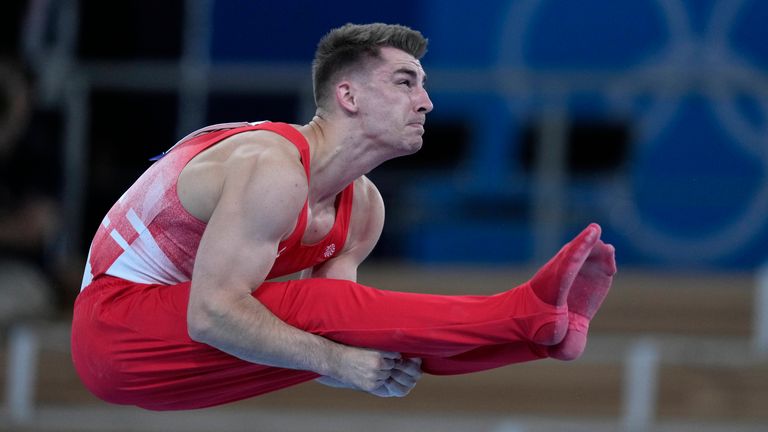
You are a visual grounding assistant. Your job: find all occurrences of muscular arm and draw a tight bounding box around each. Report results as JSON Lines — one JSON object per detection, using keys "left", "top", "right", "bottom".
{"left": 303, "top": 176, "right": 385, "bottom": 282}
{"left": 302, "top": 177, "right": 424, "bottom": 397}
{"left": 186, "top": 144, "right": 396, "bottom": 392}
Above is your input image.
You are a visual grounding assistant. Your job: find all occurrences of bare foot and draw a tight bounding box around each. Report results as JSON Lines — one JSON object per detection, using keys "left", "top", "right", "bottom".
{"left": 547, "top": 238, "right": 616, "bottom": 360}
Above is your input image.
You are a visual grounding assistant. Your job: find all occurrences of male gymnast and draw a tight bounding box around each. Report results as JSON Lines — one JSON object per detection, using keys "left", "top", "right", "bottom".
{"left": 71, "top": 23, "right": 616, "bottom": 410}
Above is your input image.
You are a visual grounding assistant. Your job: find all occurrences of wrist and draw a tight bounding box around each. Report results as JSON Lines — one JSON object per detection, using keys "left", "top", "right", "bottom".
{"left": 319, "top": 340, "right": 347, "bottom": 379}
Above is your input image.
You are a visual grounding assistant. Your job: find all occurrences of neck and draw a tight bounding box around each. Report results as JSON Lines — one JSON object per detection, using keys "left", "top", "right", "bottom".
{"left": 299, "top": 114, "right": 388, "bottom": 204}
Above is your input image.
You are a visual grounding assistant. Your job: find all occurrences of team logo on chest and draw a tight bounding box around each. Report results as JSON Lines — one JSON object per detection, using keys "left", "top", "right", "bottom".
{"left": 323, "top": 243, "right": 336, "bottom": 258}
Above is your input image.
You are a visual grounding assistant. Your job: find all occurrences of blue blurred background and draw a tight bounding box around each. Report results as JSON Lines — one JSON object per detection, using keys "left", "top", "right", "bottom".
{"left": 2, "top": 0, "right": 767, "bottom": 311}
{"left": 2, "top": 1, "right": 768, "bottom": 430}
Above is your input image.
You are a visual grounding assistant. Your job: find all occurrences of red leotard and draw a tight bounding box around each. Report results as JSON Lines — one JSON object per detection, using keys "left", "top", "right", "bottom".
{"left": 72, "top": 122, "right": 565, "bottom": 411}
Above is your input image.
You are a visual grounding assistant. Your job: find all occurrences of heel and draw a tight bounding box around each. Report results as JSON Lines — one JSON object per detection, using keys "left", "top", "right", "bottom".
{"left": 547, "top": 312, "right": 590, "bottom": 360}
{"left": 531, "top": 314, "right": 568, "bottom": 346}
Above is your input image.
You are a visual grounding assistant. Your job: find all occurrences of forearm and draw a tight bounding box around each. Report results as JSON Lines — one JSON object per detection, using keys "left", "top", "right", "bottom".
{"left": 188, "top": 293, "right": 345, "bottom": 378}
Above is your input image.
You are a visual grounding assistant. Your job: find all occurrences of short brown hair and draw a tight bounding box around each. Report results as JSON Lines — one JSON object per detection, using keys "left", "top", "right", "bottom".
{"left": 312, "top": 23, "right": 428, "bottom": 109}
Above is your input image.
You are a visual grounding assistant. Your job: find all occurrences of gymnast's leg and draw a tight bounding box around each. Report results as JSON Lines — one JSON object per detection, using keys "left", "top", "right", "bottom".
{"left": 72, "top": 225, "right": 606, "bottom": 409}
{"left": 255, "top": 224, "right": 602, "bottom": 361}
{"left": 419, "top": 239, "right": 616, "bottom": 374}
{"left": 547, "top": 239, "right": 616, "bottom": 360}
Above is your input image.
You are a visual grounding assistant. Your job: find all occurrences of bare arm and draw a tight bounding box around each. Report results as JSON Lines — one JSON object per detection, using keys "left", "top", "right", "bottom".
{"left": 303, "top": 176, "right": 385, "bottom": 282}
{"left": 303, "top": 177, "right": 424, "bottom": 396}
{"left": 186, "top": 144, "right": 399, "bottom": 393}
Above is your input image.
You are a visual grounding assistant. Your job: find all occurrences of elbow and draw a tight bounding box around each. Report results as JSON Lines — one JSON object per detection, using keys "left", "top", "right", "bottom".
{"left": 187, "top": 308, "right": 212, "bottom": 343}
{"left": 187, "top": 297, "right": 221, "bottom": 343}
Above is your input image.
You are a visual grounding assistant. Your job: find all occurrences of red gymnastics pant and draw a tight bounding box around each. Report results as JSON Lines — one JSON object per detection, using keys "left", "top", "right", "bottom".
{"left": 71, "top": 275, "right": 562, "bottom": 411}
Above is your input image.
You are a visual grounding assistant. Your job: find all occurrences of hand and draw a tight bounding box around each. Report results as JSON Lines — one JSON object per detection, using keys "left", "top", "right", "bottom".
{"left": 330, "top": 347, "right": 422, "bottom": 397}
{"left": 320, "top": 355, "right": 423, "bottom": 398}
{"left": 368, "top": 357, "right": 423, "bottom": 398}
{"left": 315, "top": 375, "right": 356, "bottom": 389}
{"left": 335, "top": 347, "right": 401, "bottom": 393}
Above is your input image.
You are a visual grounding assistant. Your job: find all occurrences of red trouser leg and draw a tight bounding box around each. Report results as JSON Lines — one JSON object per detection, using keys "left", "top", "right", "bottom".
{"left": 72, "top": 278, "right": 323, "bottom": 410}
{"left": 254, "top": 278, "right": 561, "bottom": 371}
{"left": 73, "top": 277, "right": 560, "bottom": 410}
{"left": 72, "top": 225, "right": 601, "bottom": 409}
{"left": 421, "top": 342, "right": 548, "bottom": 375}
{"left": 249, "top": 224, "right": 601, "bottom": 374}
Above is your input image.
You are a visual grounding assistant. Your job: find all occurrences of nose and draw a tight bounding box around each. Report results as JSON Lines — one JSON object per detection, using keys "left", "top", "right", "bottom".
{"left": 416, "top": 87, "right": 433, "bottom": 114}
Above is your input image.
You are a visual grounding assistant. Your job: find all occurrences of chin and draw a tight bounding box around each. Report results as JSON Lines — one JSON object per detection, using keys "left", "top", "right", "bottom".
{"left": 403, "top": 139, "right": 423, "bottom": 155}
{"left": 383, "top": 141, "right": 422, "bottom": 165}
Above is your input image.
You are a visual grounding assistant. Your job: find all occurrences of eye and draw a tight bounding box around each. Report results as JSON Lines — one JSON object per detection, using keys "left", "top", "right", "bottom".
{"left": 398, "top": 80, "right": 412, "bottom": 88}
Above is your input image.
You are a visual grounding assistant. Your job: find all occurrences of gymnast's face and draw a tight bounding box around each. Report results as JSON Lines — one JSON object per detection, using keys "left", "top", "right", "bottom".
{"left": 351, "top": 47, "right": 433, "bottom": 156}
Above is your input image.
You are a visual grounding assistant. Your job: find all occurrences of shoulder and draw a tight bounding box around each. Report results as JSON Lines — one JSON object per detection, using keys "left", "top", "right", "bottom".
{"left": 345, "top": 176, "right": 384, "bottom": 250}
{"left": 352, "top": 176, "right": 384, "bottom": 215}
{"left": 227, "top": 133, "right": 307, "bottom": 205}
{"left": 205, "top": 131, "right": 310, "bottom": 241}
{"left": 184, "top": 127, "right": 307, "bottom": 185}
{"left": 223, "top": 130, "right": 303, "bottom": 167}
{"left": 223, "top": 131, "right": 306, "bottom": 185}
{"left": 179, "top": 129, "right": 307, "bottom": 223}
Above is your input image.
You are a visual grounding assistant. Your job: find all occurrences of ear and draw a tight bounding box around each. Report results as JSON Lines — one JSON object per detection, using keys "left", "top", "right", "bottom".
{"left": 334, "top": 81, "right": 359, "bottom": 114}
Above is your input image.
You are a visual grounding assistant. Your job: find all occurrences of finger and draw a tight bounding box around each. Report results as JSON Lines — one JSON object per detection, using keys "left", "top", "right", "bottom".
{"left": 378, "top": 357, "right": 396, "bottom": 370}
{"left": 390, "top": 366, "right": 423, "bottom": 381}
{"left": 393, "top": 356, "right": 420, "bottom": 365}
{"left": 384, "top": 377, "right": 412, "bottom": 397}
{"left": 394, "top": 359, "right": 423, "bottom": 378}
{"left": 374, "top": 369, "right": 391, "bottom": 381}
{"left": 389, "top": 369, "right": 418, "bottom": 388}
{"left": 380, "top": 351, "right": 402, "bottom": 360}
{"left": 395, "top": 357, "right": 422, "bottom": 369}
{"left": 368, "top": 384, "right": 391, "bottom": 398}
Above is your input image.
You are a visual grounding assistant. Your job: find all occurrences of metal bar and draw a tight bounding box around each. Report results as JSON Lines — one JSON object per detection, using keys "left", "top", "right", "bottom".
{"left": 532, "top": 102, "right": 568, "bottom": 263}
{"left": 59, "top": 76, "right": 89, "bottom": 258}
{"left": 69, "top": 62, "right": 768, "bottom": 97}
{"left": 754, "top": 265, "right": 768, "bottom": 356}
{"left": 5, "top": 324, "right": 39, "bottom": 424}
{"left": 176, "top": 0, "right": 213, "bottom": 138}
{"left": 622, "top": 338, "right": 660, "bottom": 432}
